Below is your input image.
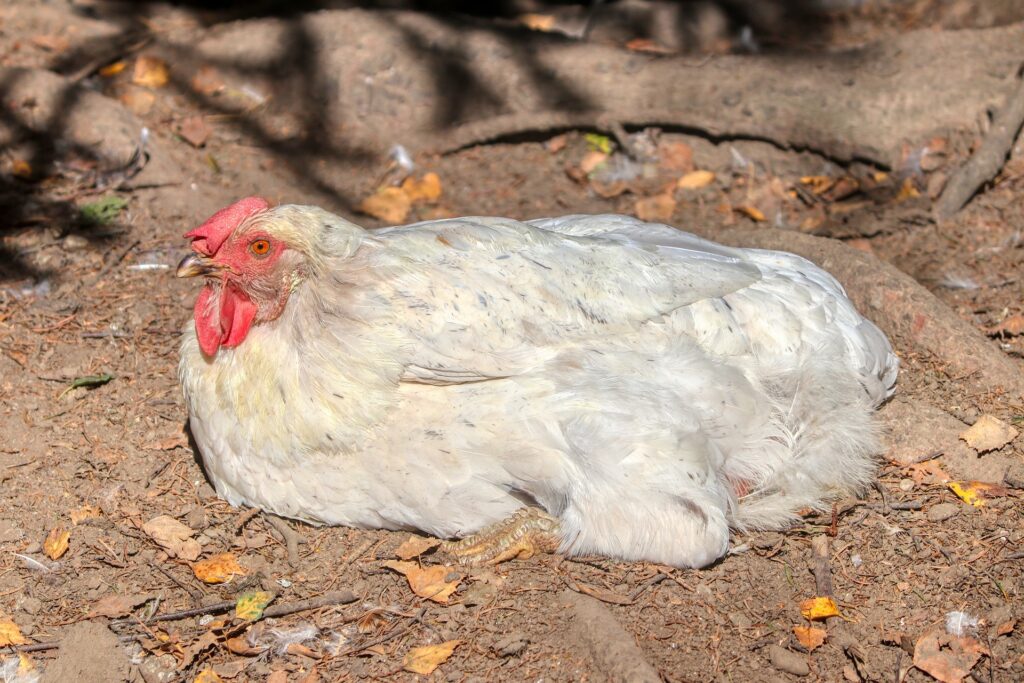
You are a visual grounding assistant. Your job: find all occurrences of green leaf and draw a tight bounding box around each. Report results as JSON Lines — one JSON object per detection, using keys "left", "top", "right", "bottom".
{"left": 80, "top": 196, "right": 128, "bottom": 226}
{"left": 234, "top": 590, "right": 274, "bottom": 621}
{"left": 584, "top": 133, "right": 613, "bottom": 155}
{"left": 58, "top": 373, "right": 114, "bottom": 399}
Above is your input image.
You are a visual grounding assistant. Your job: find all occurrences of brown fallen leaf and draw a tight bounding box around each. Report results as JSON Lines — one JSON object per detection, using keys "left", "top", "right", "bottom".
{"left": 191, "top": 552, "right": 247, "bottom": 584}
{"left": 10, "top": 159, "right": 33, "bottom": 179}
{"left": 579, "top": 151, "right": 608, "bottom": 175}
{"left": 225, "top": 636, "right": 267, "bottom": 657}
{"left": 800, "top": 175, "right": 836, "bottom": 195}
{"left": 358, "top": 187, "right": 411, "bottom": 224}
{"left": 0, "top": 617, "right": 28, "bottom": 646}
{"left": 194, "top": 669, "right": 224, "bottom": 683}
{"left": 545, "top": 134, "right": 568, "bottom": 153}
{"left": 99, "top": 61, "right": 127, "bottom": 77}
{"left": 192, "top": 66, "right": 227, "bottom": 96}
{"left": 736, "top": 205, "right": 766, "bottom": 222}
{"left": 634, "top": 193, "right": 677, "bottom": 222}
{"left": 793, "top": 625, "right": 827, "bottom": 651}
{"left": 43, "top": 527, "right": 70, "bottom": 560}
{"left": 401, "top": 173, "right": 443, "bottom": 204}
{"left": 959, "top": 415, "right": 1018, "bottom": 453}
{"left": 133, "top": 55, "right": 170, "bottom": 88}
{"left": 394, "top": 535, "right": 441, "bottom": 561}
{"left": 142, "top": 515, "right": 202, "bottom": 561}
{"left": 995, "top": 619, "right": 1016, "bottom": 637}
{"left": 677, "top": 170, "right": 716, "bottom": 190}
{"left": 913, "top": 628, "right": 988, "bottom": 683}
{"left": 989, "top": 314, "right": 1024, "bottom": 338}
{"left": 88, "top": 593, "right": 153, "bottom": 619}
{"left": 799, "top": 597, "right": 840, "bottom": 621}
{"left": 383, "top": 560, "right": 460, "bottom": 603}
{"left": 70, "top": 504, "right": 102, "bottom": 525}
{"left": 403, "top": 640, "right": 461, "bottom": 675}
{"left": 178, "top": 116, "right": 212, "bottom": 149}
{"left": 896, "top": 177, "right": 920, "bottom": 201}
{"left": 658, "top": 141, "right": 694, "bottom": 173}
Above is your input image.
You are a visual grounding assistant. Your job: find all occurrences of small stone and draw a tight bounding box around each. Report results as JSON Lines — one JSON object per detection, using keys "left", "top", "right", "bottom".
{"left": 492, "top": 632, "right": 529, "bottom": 657}
{"left": 768, "top": 645, "right": 810, "bottom": 677}
{"left": 899, "top": 478, "right": 915, "bottom": 492}
{"left": 927, "top": 503, "right": 959, "bottom": 522}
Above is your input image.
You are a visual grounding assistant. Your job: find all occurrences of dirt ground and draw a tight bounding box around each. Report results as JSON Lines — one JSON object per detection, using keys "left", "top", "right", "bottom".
{"left": 0, "top": 1, "right": 1022, "bottom": 682}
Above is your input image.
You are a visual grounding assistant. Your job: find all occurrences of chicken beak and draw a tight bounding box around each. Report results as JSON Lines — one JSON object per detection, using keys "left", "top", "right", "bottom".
{"left": 176, "top": 253, "right": 218, "bottom": 278}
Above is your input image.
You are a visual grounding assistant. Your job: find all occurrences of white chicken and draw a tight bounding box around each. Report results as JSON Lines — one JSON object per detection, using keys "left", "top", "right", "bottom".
{"left": 177, "top": 198, "right": 897, "bottom": 568}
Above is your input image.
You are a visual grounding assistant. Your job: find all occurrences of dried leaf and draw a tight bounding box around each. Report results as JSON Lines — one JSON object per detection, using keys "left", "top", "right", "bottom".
{"left": 99, "top": 61, "right": 127, "bottom": 77}
{"left": 906, "top": 459, "right": 952, "bottom": 485}
{"left": 401, "top": 173, "right": 443, "bottom": 204}
{"left": 657, "top": 142, "right": 693, "bottom": 173}
{"left": 225, "top": 635, "right": 266, "bottom": 656}
{"left": 192, "top": 66, "right": 226, "bottom": 95}
{"left": 800, "top": 175, "right": 836, "bottom": 195}
{"left": 624, "top": 38, "right": 674, "bottom": 54}
{"left": 677, "top": 170, "right": 716, "bottom": 189}
{"left": 383, "top": 560, "right": 460, "bottom": 603}
{"left": 517, "top": 14, "right": 556, "bottom": 31}
{"left": 194, "top": 670, "right": 224, "bottom": 683}
{"left": 545, "top": 135, "right": 567, "bottom": 153}
{"left": 70, "top": 504, "right": 102, "bottom": 525}
{"left": 579, "top": 151, "right": 608, "bottom": 175}
{"left": 989, "top": 314, "right": 1024, "bottom": 337}
{"left": 43, "top": 527, "right": 70, "bottom": 560}
{"left": 235, "top": 590, "right": 274, "bottom": 621}
{"left": 799, "top": 597, "right": 840, "bottom": 621}
{"left": 584, "top": 133, "right": 613, "bottom": 154}
{"left": 995, "top": 619, "right": 1015, "bottom": 636}
{"left": 634, "top": 193, "right": 677, "bottom": 222}
{"left": 133, "top": 56, "right": 169, "bottom": 88}
{"left": 88, "top": 593, "right": 153, "bottom": 618}
{"left": 735, "top": 205, "right": 766, "bottom": 222}
{"left": 0, "top": 617, "right": 28, "bottom": 646}
{"left": 896, "top": 177, "right": 920, "bottom": 201}
{"left": 959, "top": 415, "right": 1018, "bottom": 453}
{"left": 356, "top": 610, "right": 390, "bottom": 634}
{"left": 191, "top": 553, "right": 247, "bottom": 584}
{"left": 913, "top": 628, "right": 988, "bottom": 683}
{"left": 793, "top": 625, "right": 827, "bottom": 651}
{"left": 947, "top": 481, "right": 1010, "bottom": 507}
{"left": 142, "top": 515, "right": 202, "bottom": 561}
{"left": 10, "top": 159, "right": 33, "bottom": 179}
{"left": 179, "top": 116, "right": 212, "bottom": 148}
{"left": 394, "top": 535, "right": 441, "bottom": 561}
{"left": 403, "top": 640, "right": 461, "bottom": 675}
{"left": 358, "top": 186, "right": 411, "bottom": 224}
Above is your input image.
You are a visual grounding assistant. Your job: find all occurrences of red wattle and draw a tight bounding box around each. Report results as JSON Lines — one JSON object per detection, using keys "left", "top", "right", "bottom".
{"left": 193, "top": 284, "right": 258, "bottom": 356}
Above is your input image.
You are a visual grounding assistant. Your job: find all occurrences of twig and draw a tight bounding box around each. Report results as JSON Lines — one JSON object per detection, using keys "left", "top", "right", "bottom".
{"left": 809, "top": 535, "right": 834, "bottom": 598}
{"left": 264, "top": 513, "right": 305, "bottom": 566}
{"left": 333, "top": 607, "right": 424, "bottom": 657}
{"left": 233, "top": 507, "right": 262, "bottom": 534}
{"left": 150, "top": 561, "right": 204, "bottom": 602}
{"left": 0, "top": 642, "right": 60, "bottom": 655}
{"left": 936, "top": 62, "right": 1024, "bottom": 220}
{"left": 889, "top": 500, "right": 924, "bottom": 511}
{"left": 262, "top": 590, "right": 358, "bottom": 619}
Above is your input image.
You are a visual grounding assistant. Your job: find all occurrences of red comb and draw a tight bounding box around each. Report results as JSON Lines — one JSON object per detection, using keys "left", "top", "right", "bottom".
{"left": 185, "top": 196, "right": 270, "bottom": 255}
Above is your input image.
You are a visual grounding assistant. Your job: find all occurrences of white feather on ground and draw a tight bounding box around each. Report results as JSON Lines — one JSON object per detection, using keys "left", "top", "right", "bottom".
{"left": 180, "top": 208, "right": 898, "bottom": 568}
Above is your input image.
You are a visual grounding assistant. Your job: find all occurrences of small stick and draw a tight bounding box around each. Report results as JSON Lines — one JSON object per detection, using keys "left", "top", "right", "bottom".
{"left": 809, "top": 535, "right": 834, "bottom": 598}
{"left": 233, "top": 507, "right": 262, "bottom": 534}
{"left": 935, "top": 62, "right": 1024, "bottom": 220}
{"left": 264, "top": 513, "right": 304, "bottom": 566}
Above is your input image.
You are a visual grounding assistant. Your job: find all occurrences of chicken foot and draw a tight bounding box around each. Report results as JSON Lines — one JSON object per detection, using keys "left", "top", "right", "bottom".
{"left": 441, "top": 507, "right": 561, "bottom": 565}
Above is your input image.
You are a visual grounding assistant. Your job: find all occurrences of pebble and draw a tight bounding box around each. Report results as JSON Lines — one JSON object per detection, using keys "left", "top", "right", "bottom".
{"left": 62, "top": 234, "right": 89, "bottom": 251}
{"left": 899, "top": 478, "right": 915, "bottom": 492}
{"left": 927, "top": 503, "right": 959, "bottom": 522}
{"left": 768, "top": 645, "right": 810, "bottom": 677}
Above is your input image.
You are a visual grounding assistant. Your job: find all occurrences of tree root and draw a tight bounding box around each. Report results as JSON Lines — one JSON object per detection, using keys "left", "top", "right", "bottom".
{"left": 715, "top": 227, "right": 1024, "bottom": 400}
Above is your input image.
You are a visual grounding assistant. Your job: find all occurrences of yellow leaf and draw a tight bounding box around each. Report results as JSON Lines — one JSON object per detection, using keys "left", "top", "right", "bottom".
{"left": 800, "top": 175, "right": 836, "bottom": 195}
{"left": 799, "top": 596, "right": 840, "bottom": 621}
{"left": 947, "top": 481, "right": 1009, "bottom": 508}
{"left": 584, "top": 133, "right": 613, "bottom": 154}
{"left": 0, "top": 617, "right": 28, "bottom": 646}
{"left": 11, "top": 159, "right": 32, "bottom": 179}
{"left": 235, "top": 591, "right": 274, "bottom": 621}
{"left": 896, "top": 177, "right": 920, "bottom": 201}
{"left": 358, "top": 186, "right": 411, "bottom": 224}
{"left": 70, "top": 504, "right": 102, "bottom": 525}
{"left": 517, "top": 14, "right": 556, "bottom": 31}
{"left": 43, "top": 527, "right": 70, "bottom": 560}
{"left": 403, "top": 640, "right": 461, "bottom": 675}
{"left": 395, "top": 536, "right": 441, "bottom": 561}
{"left": 132, "top": 55, "right": 170, "bottom": 88}
{"left": 191, "top": 553, "right": 247, "bottom": 584}
{"left": 401, "top": 172, "right": 443, "bottom": 204}
{"left": 959, "top": 415, "right": 1018, "bottom": 453}
{"left": 677, "top": 170, "right": 715, "bottom": 189}
{"left": 736, "top": 205, "right": 766, "bottom": 222}
{"left": 793, "top": 625, "right": 827, "bottom": 651}
{"left": 383, "top": 561, "right": 460, "bottom": 604}
{"left": 194, "top": 669, "right": 224, "bottom": 683}
{"left": 99, "top": 61, "right": 127, "bottom": 77}
{"left": 634, "top": 193, "right": 677, "bottom": 222}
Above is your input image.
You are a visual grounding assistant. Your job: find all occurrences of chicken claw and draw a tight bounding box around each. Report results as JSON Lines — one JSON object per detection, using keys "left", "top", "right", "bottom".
{"left": 441, "top": 507, "right": 561, "bottom": 565}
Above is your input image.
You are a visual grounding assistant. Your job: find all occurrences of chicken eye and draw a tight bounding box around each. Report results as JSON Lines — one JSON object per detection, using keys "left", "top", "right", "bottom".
{"left": 249, "top": 239, "right": 271, "bottom": 256}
